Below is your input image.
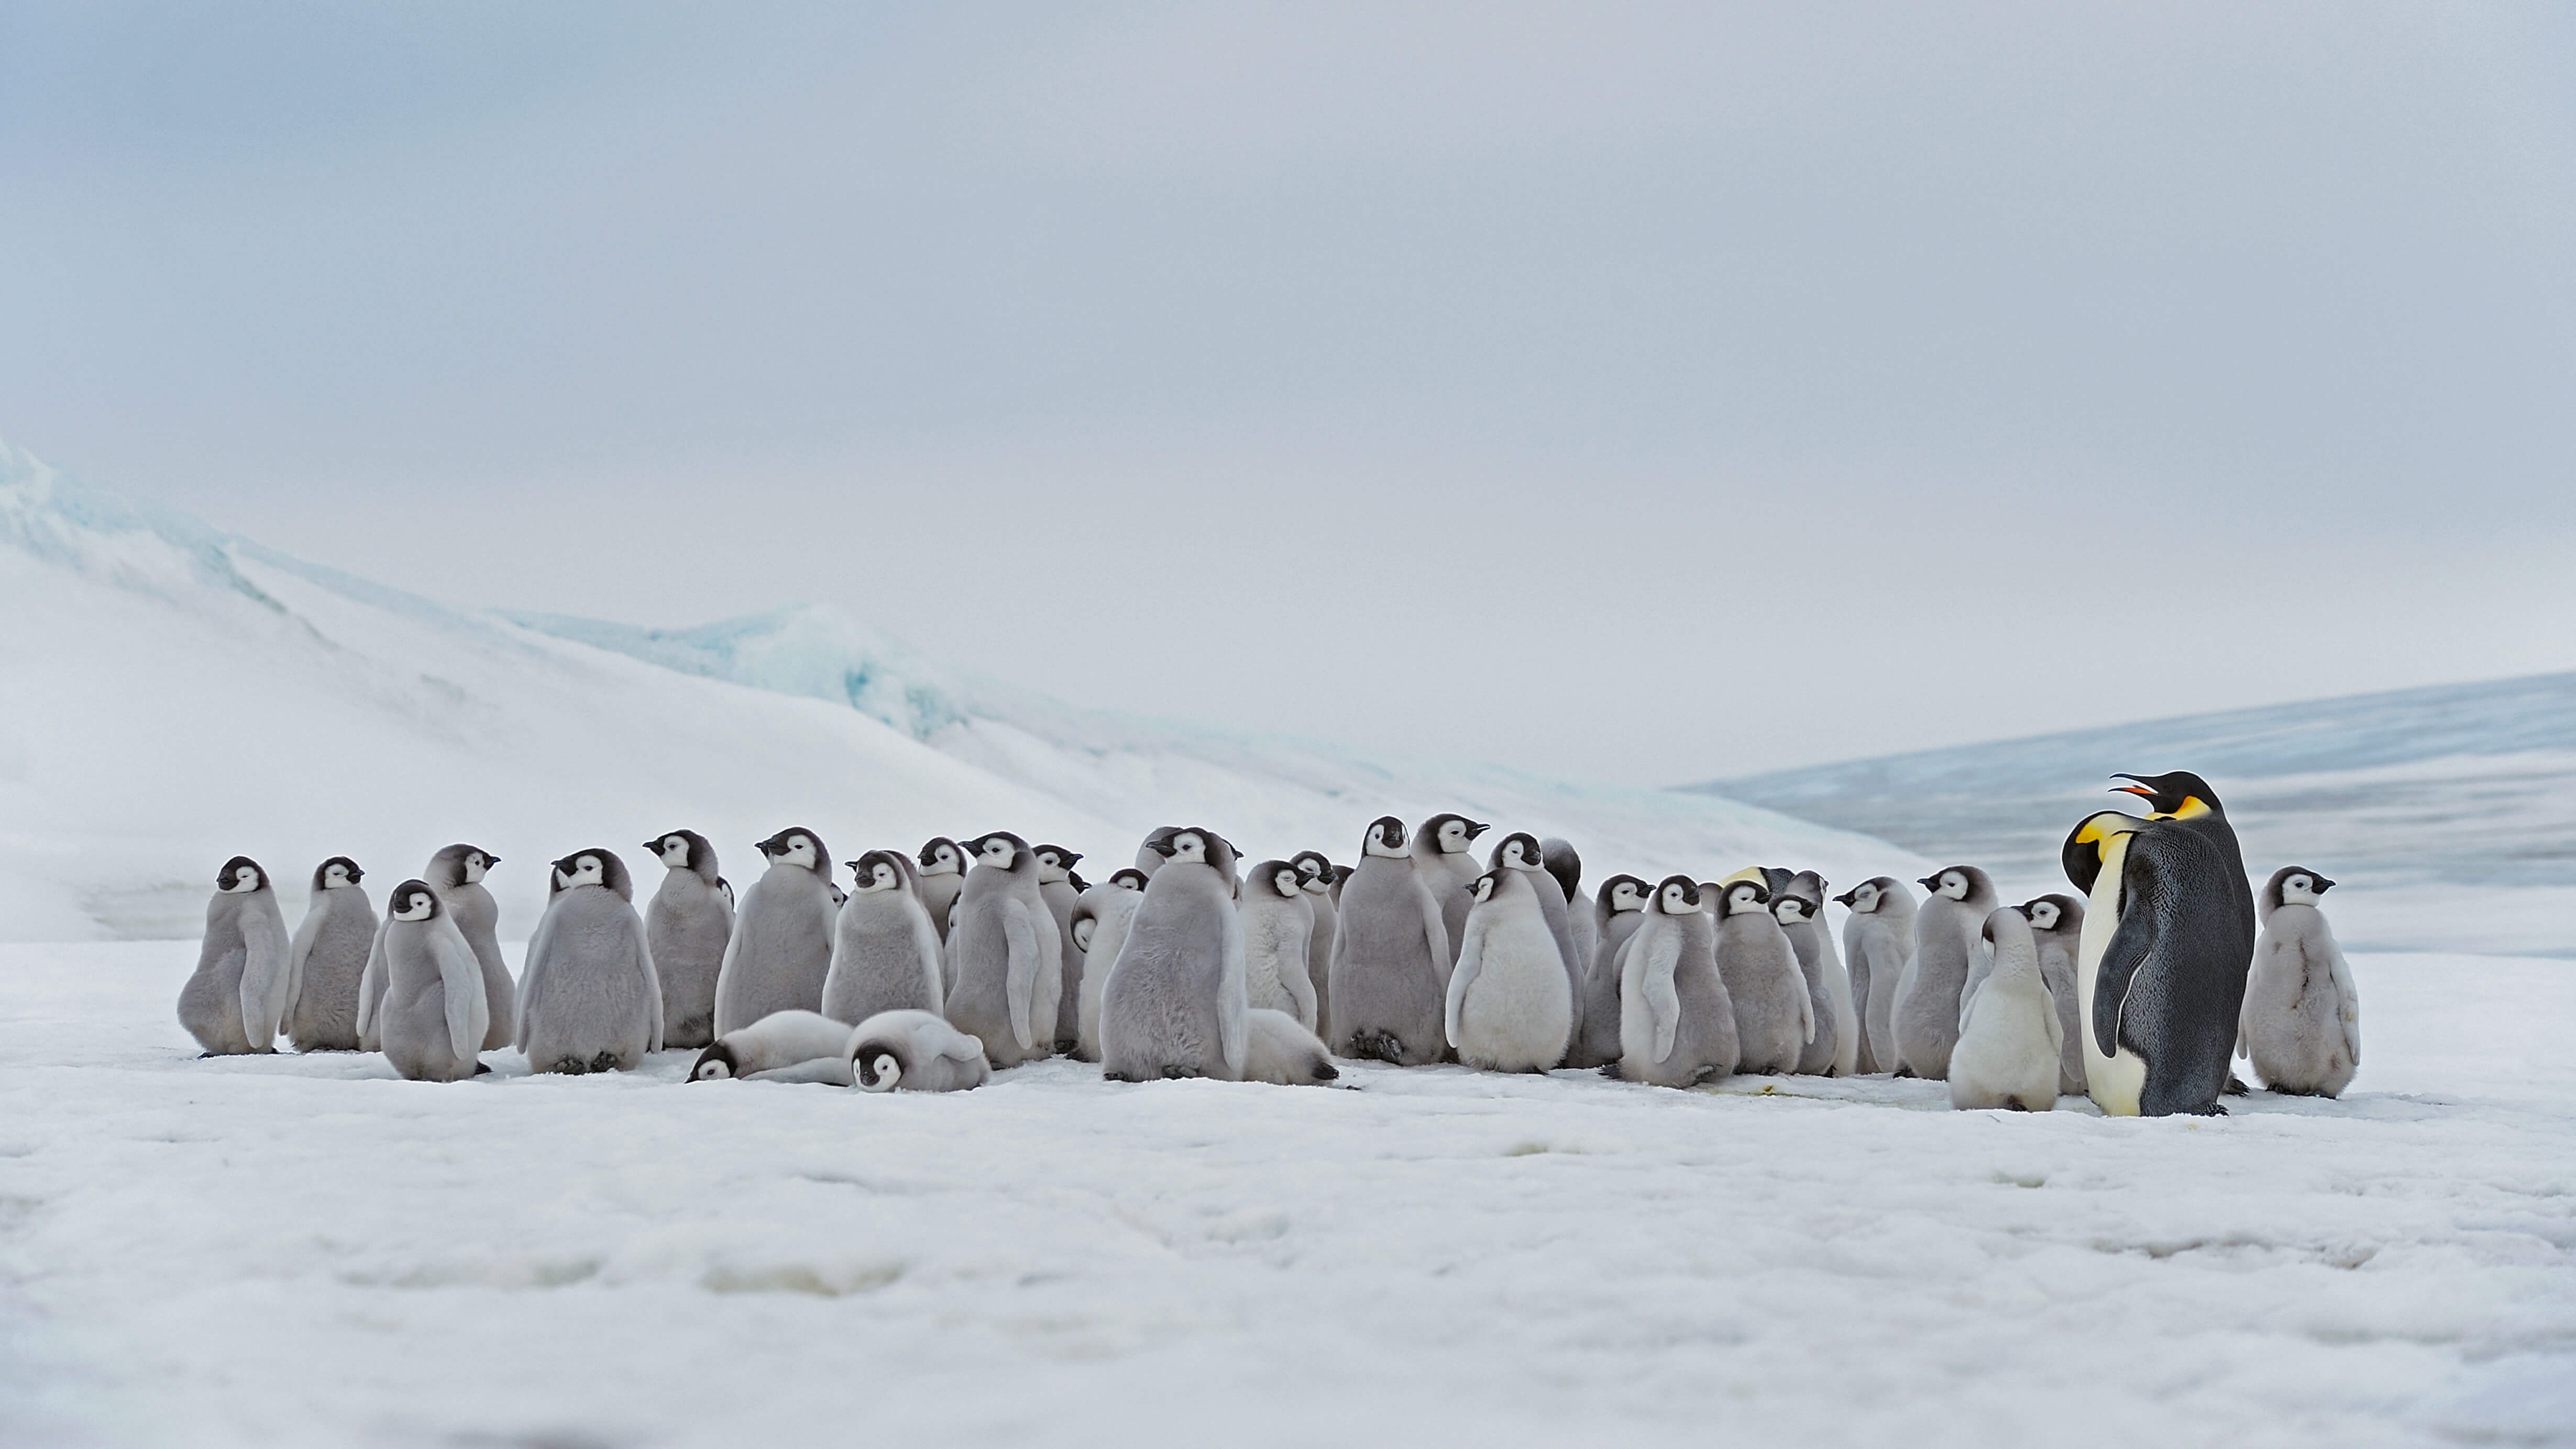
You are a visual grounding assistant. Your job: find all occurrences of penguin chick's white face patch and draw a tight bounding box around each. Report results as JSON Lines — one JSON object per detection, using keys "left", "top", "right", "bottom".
{"left": 222, "top": 864, "right": 262, "bottom": 893}
{"left": 1611, "top": 882, "right": 1647, "bottom": 913}
{"left": 1727, "top": 884, "right": 1767, "bottom": 916}
{"left": 976, "top": 838, "right": 1016, "bottom": 866}
{"left": 1437, "top": 819, "right": 1475, "bottom": 853}
{"left": 859, "top": 1053, "right": 900, "bottom": 1091}
{"left": 1165, "top": 832, "right": 1207, "bottom": 865}
{"left": 556, "top": 855, "right": 606, "bottom": 890}
{"left": 1500, "top": 839, "right": 1537, "bottom": 869}
{"left": 854, "top": 862, "right": 901, "bottom": 892}
{"left": 2282, "top": 874, "right": 2319, "bottom": 904}
{"left": 1936, "top": 871, "right": 1969, "bottom": 901}
{"left": 391, "top": 890, "right": 435, "bottom": 921}
{"left": 1773, "top": 896, "right": 1810, "bottom": 923}
{"left": 771, "top": 836, "right": 818, "bottom": 870}
{"left": 462, "top": 852, "right": 490, "bottom": 884}
{"left": 1111, "top": 870, "right": 1148, "bottom": 891}
{"left": 692, "top": 1058, "right": 732, "bottom": 1080}
{"left": 2027, "top": 899, "right": 2061, "bottom": 931}
{"left": 1851, "top": 882, "right": 1880, "bottom": 912}
{"left": 1658, "top": 882, "right": 1695, "bottom": 915}
{"left": 1071, "top": 918, "right": 1096, "bottom": 953}
{"left": 659, "top": 837, "right": 691, "bottom": 867}
{"left": 1468, "top": 873, "right": 1498, "bottom": 904}
{"left": 1363, "top": 820, "right": 1408, "bottom": 858}
{"left": 1274, "top": 869, "right": 1302, "bottom": 897}
{"left": 322, "top": 863, "right": 351, "bottom": 888}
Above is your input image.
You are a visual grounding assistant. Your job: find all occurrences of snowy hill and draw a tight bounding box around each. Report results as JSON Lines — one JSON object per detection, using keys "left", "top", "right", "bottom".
{"left": 1691, "top": 676, "right": 2576, "bottom": 955}
{"left": 0, "top": 437, "right": 1908, "bottom": 943}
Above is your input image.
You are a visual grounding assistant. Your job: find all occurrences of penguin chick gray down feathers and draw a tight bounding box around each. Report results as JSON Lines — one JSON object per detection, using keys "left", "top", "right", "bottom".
{"left": 517, "top": 849, "right": 663, "bottom": 1074}
{"left": 283, "top": 858, "right": 374, "bottom": 1052}
{"left": 820, "top": 851, "right": 945, "bottom": 1026}
{"left": 644, "top": 830, "right": 730, "bottom": 1050}
{"left": 1950, "top": 906, "right": 2063, "bottom": 1111}
{"left": 179, "top": 857, "right": 291, "bottom": 1055}
{"left": 1616, "top": 876, "right": 1738, "bottom": 1088}
{"left": 711, "top": 829, "right": 838, "bottom": 1038}
{"left": 2240, "top": 867, "right": 2359, "bottom": 1097}
{"left": 1329, "top": 817, "right": 1452, "bottom": 1066}
{"left": 376, "top": 880, "right": 490, "bottom": 1082}
{"left": 1240, "top": 1007, "right": 1339, "bottom": 1085}
{"left": 850, "top": 1009, "right": 989, "bottom": 1092}
{"left": 1102, "top": 828, "right": 1249, "bottom": 1082}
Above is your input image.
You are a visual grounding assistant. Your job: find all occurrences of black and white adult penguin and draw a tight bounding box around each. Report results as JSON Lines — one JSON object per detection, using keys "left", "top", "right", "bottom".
{"left": 915, "top": 838, "right": 968, "bottom": 942}
{"left": 820, "top": 851, "right": 946, "bottom": 1026}
{"left": 178, "top": 857, "right": 290, "bottom": 1055}
{"left": 711, "top": 828, "right": 839, "bottom": 1038}
{"left": 1488, "top": 832, "right": 1587, "bottom": 1051}
{"left": 946, "top": 831, "right": 1059, "bottom": 1068}
{"left": 1240, "top": 860, "right": 1319, "bottom": 1030}
{"left": 1773, "top": 871, "right": 1855, "bottom": 1077}
{"left": 1329, "top": 816, "right": 1453, "bottom": 1065}
{"left": 1568, "top": 874, "right": 1649, "bottom": 1070}
{"left": 2062, "top": 771, "right": 2259, "bottom": 1117}
{"left": 1290, "top": 851, "right": 1339, "bottom": 1036}
{"left": 644, "top": 830, "right": 731, "bottom": 1050}
{"left": 1071, "top": 869, "right": 1150, "bottom": 1062}
{"left": 419, "top": 844, "right": 514, "bottom": 1051}
{"left": 1891, "top": 865, "right": 1997, "bottom": 1080}
{"left": 517, "top": 849, "right": 663, "bottom": 1074}
{"left": 2239, "top": 866, "right": 2359, "bottom": 1097}
{"left": 1102, "top": 827, "right": 1249, "bottom": 1082}
{"left": 1032, "top": 846, "right": 1086, "bottom": 1052}
{"left": 375, "top": 879, "right": 490, "bottom": 1082}
{"left": 1833, "top": 877, "right": 1916, "bottom": 1074}
{"left": 283, "top": 857, "right": 376, "bottom": 1052}
{"left": 1410, "top": 813, "right": 1489, "bottom": 966}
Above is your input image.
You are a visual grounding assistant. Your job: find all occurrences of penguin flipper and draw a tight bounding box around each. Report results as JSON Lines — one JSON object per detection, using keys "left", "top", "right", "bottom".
{"left": 1000, "top": 899, "right": 1039, "bottom": 1050}
{"left": 431, "top": 928, "right": 486, "bottom": 1063}
{"left": 2324, "top": 937, "right": 2362, "bottom": 1069}
{"left": 2092, "top": 906, "right": 2155, "bottom": 1061}
{"left": 356, "top": 918, "right": 390, "bottom": 1045}
{"left": 1633, "top": 929, "right": 1681, "bottom": 1063}
{"left": 632, "top": 914, "right": 665, "bottom": 1054}
{"left": 1444, "top": 917, "right": 1487, "bottom": 1049}
{"left": 514, "top": 908, "right": 562, "bottom": 1055}
{"left": 237, "top": 901, "right": 291, "bottom": 1048}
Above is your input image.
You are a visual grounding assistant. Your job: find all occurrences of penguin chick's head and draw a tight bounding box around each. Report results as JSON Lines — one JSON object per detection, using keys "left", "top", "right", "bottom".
{"left": 1070, "top": 915, "right": 1097, "bottom": 954}
{"left": 1722, "top": 880, "right": 1771, "bottom": 916}
{"left": 389, "top": 880, "right": 441, "bottom": 921}
{"left": 1109, "top": 868, "right": 1150, "bottom": 892}
{"left": 429, "top": 844, "right": 499, "bottom": 888}
{"left": 1148, "top": 828, "right": 1230, "bottom": 873}
{"left": 2062, "top": 810, "right": 2148, "bottom": 894}
{"left": 1249, "top": 861, "right": 1303, "bottom": 899}
{"left": 2109, "top": 771, "right": 2223, "bottom": 820}
{"left": 1771, "top": 893, "right": 1812, "bottom": 924}
{"left": 1422, "top": 814, "right": 1489, "bottom": 855}
{"left": 1652, "top": 875, "right": 1701, "bottom": 915}
{"left": 1291, "top": 851, "right": 1336, "bottom": 891}
{"left": 217, "top": 857, "right": 265, "bottom": 894}
{"left": 553, "top": 852, "right": 607, "bottom": 892}
{"left": 313, "top": 857, "right": 364, "bottom": 891}
{"left": 1488, "top": 832, "right": 1544, "bottom": 872}
{"left": 757, "top": 829, "right": 827, "bottom": 873}
{"left": 1540, "top": 838, "right": 1582, "bottom": 903}
{"left": 1918, "top": 868, "right": 1979, "bottom": 902}
{"left": 853, "top": 1043, "right": 906, "bottom": 1092}
{"left": 917, "top": 838, "right": 963, "bottom": 876}
{"left": 2264, "top": 866, "right": 2337, "bottom": 916}
{"left": 1467, "top": 870, "right": 1503, "bottom": 905}
{"left": 688, "top": 1043, "right": 737, "bottom": 1081}
{"left": 850, "top": 850, "right": 909, "bottom": 893}
{"left": 1601, "top": 874, "right": 1650, "bottom": 913}
{"left": 648, "top": 830, "right": 715, "bottom": 878}
{"left": 1032, "top": 846, "right": 1083, "bottom": 883}
{"left": 963, "top": 833, "right": 1028, "bottom": 870}
{"left": 1362, "top": 817, "right": 1410, "bottom": 858}
{"left": 2021, "top": 897, "right": 2058, "bottom": 931}
{"left": 1834, "top": 877, "right": 1900, "bottom": 913}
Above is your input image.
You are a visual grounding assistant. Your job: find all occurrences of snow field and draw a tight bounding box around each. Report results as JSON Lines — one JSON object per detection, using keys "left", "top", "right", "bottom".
{"left": 3, "top": 943, "right": 2571, "bottom": 1447}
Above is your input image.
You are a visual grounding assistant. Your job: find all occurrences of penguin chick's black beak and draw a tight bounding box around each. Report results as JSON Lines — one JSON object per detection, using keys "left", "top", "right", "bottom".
{"left": 1917, "top": 875, "right": 1940, "bottom": 890}
{"left": 1831, "top": 890, "right": 1856, "bottom": 906}
{"left": 2315, "top": 876, "right": 2337, "bottom": 893}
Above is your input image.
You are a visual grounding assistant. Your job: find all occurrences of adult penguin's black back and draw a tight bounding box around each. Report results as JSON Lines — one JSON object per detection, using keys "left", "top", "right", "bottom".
{"left": 2061, "top": 771, "right": 2258, "bottom": 1117}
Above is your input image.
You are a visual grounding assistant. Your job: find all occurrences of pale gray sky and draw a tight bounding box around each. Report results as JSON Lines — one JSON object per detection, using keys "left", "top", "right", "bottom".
{"left": 6, "top": 2, "right": 2573, "bottom": 785}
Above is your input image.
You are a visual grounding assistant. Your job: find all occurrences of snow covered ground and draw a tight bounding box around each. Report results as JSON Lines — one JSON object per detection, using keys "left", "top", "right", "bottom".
{"left": 4, "top": 940, "right": 2571, "bottom": 1448}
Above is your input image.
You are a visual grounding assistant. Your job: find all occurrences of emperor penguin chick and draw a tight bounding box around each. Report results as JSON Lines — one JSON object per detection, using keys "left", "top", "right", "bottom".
{"left": 283, "top": 857, "right": 375, "bottom": 1052}
{"left": 2021, "top": 894, "right": 2088, "bottom": 1094}
{"left": 1712, "top": 874, "right": 1813, "bottom": 1075}
{"left": 1446, "top": 868, "right": 1574, "bottom": 1072}
{"left": 711, "top": 828, "right": 839, "bottom": 1038}
{"left": 1568, "top": 875, "right": 1648, "bottom": 1070}
{"left": 1328, "top": 816, "right": 1453, "bottom": 1066}
{"left": 1241, "top": 1007, "right": 1340, "bottom": 1086}
{"left": 944, "top": 832, "right": 1060, "bottom": 1068}
{"left": 1240, "top": 860, "right": 1319, "bottom": 1030}
{"left": 644, "top": 830, "right": 731, "bottom": 1050}
{"left": 1411, "top": 813, "right": 1489, "bottom": 965}
{"left": 1616, "top": 876, "right": 1740, "bottom": 1088}
{"left": 516, "top": 849, "right": 663, "bottom": 1074}
{"left": 1892, "top": 865, "right": 1997, "bottom": 1080}
{"left": 2240, "top": 868, "right": 2359, "bottom": 1097}
{"left": 376, "top": 880, "right": 491, "bottom": 1082}
{"left": 915, "top": 838, "right": 968, "bottom": 942}
{"left": 422, "top": 844, "right": 514, "bottom": 1050}
{"left": 689, "top": 1008, "right": 855, "bottom": 1082}
{"left": 1071, "top": 869, "right": 1149, "bottom": 1062}
{"left": 1489, "top": 832, "right": 1587, "bottom": 1052}
{"left": 178, "top": 857, "right": 291, "bottom": 1055}
{"left": 820, "top": 851, "right": 945, "bottom": 1025}
{"left": 1291, "top": 851, "right": 1339, "bottom": 1037}
{"left": 1033, "top": 846, "right": 1086, "bottom": 1052}
{"left": 1835, "top": 877, "right": 1916, "bottom": 1074}
{"left": 1102, "top": 828, "right": 1249, "bottom": 1082}
{"left": 1949, "top": 906, "right": 2063, "bottom": 1111}
{"left": 1540, "top": 838, "right": 1598, "bottom": 1004}
{"left": 1774, "top": 873, "right": 1855, "bottom": 1076}
{"left": 849, "top": 1009, "right": 990, "bottom": 1092}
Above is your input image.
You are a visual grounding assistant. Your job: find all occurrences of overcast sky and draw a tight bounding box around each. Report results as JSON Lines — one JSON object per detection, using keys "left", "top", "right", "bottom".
{"left": 5, "top": 2, "right": 2573, "bottom": 786}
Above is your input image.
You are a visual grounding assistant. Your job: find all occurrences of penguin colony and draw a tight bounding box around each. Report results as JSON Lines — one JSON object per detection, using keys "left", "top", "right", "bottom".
{"left": 174, "top": 771, "right": 2358, "bottom": 1116}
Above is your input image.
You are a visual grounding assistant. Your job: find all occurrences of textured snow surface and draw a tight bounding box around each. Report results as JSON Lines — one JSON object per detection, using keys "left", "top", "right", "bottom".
{"left": 4, "top": 942, "right": 2572, "bottom": 1448}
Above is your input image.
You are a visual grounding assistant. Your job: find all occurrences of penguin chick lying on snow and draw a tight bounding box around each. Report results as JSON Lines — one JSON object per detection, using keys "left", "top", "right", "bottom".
{"left": 848, "top": 1009, "right": 989, "bottom": 1092}
{"left": 689, "top": 1009, "right": 856, "bottom": 1083}
{"left": 1240, "top": 1008, "right": 1339, "bottom": 1086}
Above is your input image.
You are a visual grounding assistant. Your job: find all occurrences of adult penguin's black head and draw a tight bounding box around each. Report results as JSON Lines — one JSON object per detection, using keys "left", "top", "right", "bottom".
{"left": 2109, "top": 771, "right": 2225, "bottom": 820}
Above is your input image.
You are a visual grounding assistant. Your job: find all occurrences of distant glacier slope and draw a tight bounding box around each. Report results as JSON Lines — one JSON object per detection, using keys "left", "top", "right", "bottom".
{"left": 1690, "top": 675, "right": 2576, "bottom": 956}
{"left": 0, "top": 436, "right": 1907, "bottom": 942}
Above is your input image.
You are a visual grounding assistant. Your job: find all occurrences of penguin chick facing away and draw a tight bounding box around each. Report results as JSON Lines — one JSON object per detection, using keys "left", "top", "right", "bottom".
{"left": 1071, "top": 870, "right": 1149, "bottom": 1063}
{"left": 1835, "top": 877, "right": 1916, "bottom": 1074}
{"left": 1240, "top": 859, "right": 1319, "bottom": 1030}
{"left": 690, "top": 1009, "right": 857, "bottom": 1083}
{"left": 1241, "top": 1008, "right": 1340, "bottom": 1086}
{"left": 1446, "top": 869, "right": 1573, "bottom": 1073}
{"left": 711, "top": 829, "right": 839, "bottom": 1038}
{"left": 1712, "top": 874, "right": 1813, "bottom": 1077}
{"left": 1328, "top": 817, "right": 1452, "bottom": 1066}
{"left": 849, "top": 1009, "right": 990, "bottom": 1092}
{"left": 820, "top": 851, "right": 945, "bottom": 1026}
{"left": 1892, "top": 865, "right": 1997, "bottom": 1080}
{"left": 179, "top": 857, "right": 291, "bottom": 1055}
{"left": 1950, "top": 906, "right": 2063, "bottom": 1111}
{"left": 2240, "top": 867, "right": 2359, "bottom": 1097}
{"left": 283, "top": 857, "right": 375, "bottom": 1052}
{"left": 644, "top": 830, "right": 730, "bottom": 1050}
{"left": 1102, "top": 828, "right": 1249, "bottom": 1082}
{"left": 376, "top": 880, "right": 491, "bottom": 1083}
{"left": 517, "top": 849, "right": 663, "bottom": 1074}
{"left": 1615, "top": 876, "right": 1738, "bottom": 1088}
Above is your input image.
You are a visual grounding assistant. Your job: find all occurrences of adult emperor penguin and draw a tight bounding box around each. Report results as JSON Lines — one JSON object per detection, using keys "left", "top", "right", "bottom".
{"left": 1833, "top": 877, "right": 1915, "bottom": 1074}
{"left": 178, "top": 857, "right": 291, "bottom": 1055}
{"left": 1071, "top": 869, "right": 1149, "bottom": 1062}
{"left": 1891, "top": 865, "right": 1996, "bottom": 1080}
{"left": 1615, "top": 876, "right": 1739, "bottom": 1088}
{"left": 2021, "top": 894, "right": 2089, "bottom": 1094}
{"left": 2062, "top": 771, "right": 2259, "bottom": 1117}
{"left": 945, "top": 831, "right": 1059, "bottom": 1068}
{"left": 1411, "top": 813, "right": 1488, "bottom": 965}
{"left": 283, "top": 857, "right": 376, "bottom": 1052}
{"left": 820, "top": 851, "right": 946, "bottom": 1026}
{"left": 643, "top": 830, "right": 731, "bottom": 1050}
{"left": 1489, "top": 832, "right": 1587, "bottom": 1049}
{"left": 1290, "top": 851, "right": 1339, "bottom": 1037}
{"left": 1446, "top": 868, "right": 1573, "bottom": 1072}
{"left": 690, "top": 1008, "right": 855, "bottom": 1082}
{"left": 711, "top": 828, "right": 839, "bottom": 1037}
{"left": 1101, "top": 828, "right": 1249, "bottom": 1082}
{"left": 376, "top": 879, "right": 491, "bottom": 1082}
{"left": 1569, "top": 874, "right": 1649, "bottom": 1070}
{"left": 1540, "top": 838, "right": 1598, "bottom": 1002}
{"left": 1710, "top": 872, "right": 1812, "bottom": 1075}
{"left": 517, "top": 849, "right": 663, "bottom": 1074}
{"left": 1949, "top": 905, "right": 2063, "bottom": 1112}
{"left": 1240, "top": 860, "right": 1319, "bottom": 1029}
{"left": 1774, "top": 872, "right": 1856, "bottom": 1076}
{"left": 418, "top": 844, "right": 514, "bottom": 1050}
{"left": 1328, "top": 816, "right": 1453, "bottom": 1065}
{"left": 849, "top": 1009, "right": 990, "bottom": 1092}
{"left": 2240, "top": 866, "right": 2359, "bottom": 1097}
{"left": 915, "top": 838, "right": 968, "bottom": 942}
{"left": 1240, "top": 1008, "right": 1340, "bottom": 1086}
{"left": 1032, "top": 846, "right": 1086, "bottom": 1051}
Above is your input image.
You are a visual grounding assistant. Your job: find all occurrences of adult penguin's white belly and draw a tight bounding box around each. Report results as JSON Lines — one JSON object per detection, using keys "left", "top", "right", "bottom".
{"left": 2077, "top": 832, "right": 2149, "bottom": 1117}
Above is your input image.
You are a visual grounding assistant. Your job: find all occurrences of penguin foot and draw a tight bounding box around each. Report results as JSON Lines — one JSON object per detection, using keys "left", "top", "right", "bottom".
{"left": 1157, "top": 1065, "right": 1202, "bottom": 1081}
{"left": 553, "top": 1056, "right": 591, "bottom": 1075}
{"left": 2223, "top": 1074, "right": 2251, "bottom": 1096}
{"left": 589, "top": 1051, "right": 621, "bottom": 1073}
{"left": 1103, "top": 1070, "right": 1138, "bottom": 1083}
{"left": 1893, "top": 1066, "right": 1916, "bottom": 1079}
{"left": 1346, "top": 1030, "right": 1403, "bottom": 1063}
{"left": 471, "top": 1062, "right": 493, "bottom": 1076}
